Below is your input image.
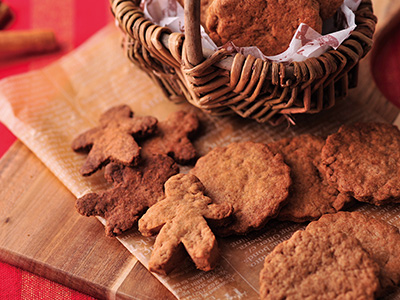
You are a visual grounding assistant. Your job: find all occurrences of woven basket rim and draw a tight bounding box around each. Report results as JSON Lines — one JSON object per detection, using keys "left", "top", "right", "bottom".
{"left": 110, "top": 0, "right": 377, "bottom": 124}
{"left": 111, "top": 0, "right": 376, "bottom": 72}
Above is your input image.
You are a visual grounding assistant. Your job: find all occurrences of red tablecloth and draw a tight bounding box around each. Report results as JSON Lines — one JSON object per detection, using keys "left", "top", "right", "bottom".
{"left": 0, "top": 0, "right": 112, "bottom": 299}
{"left": 1, "top": 1, "right": 400, "bottom": 299}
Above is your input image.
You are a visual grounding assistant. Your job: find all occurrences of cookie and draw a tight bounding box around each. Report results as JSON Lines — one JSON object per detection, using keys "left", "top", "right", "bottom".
{"left": 190, "top": 142, "right": 291, "bottom": 236}
{"left": 317, "top": 0, "right": 343, "bottom": 20}
{"left": 206, "top": 0, "right": 323, "bottom": 55}
{"left": 75, "top": 154, "right": 179, "bottom": 236}
{"left": 259, "top": 229, "right": 380, "bottom": 300}
{"left": 268, "top": 134, "right": 351, "bottom": 222}
{"left": 306, "top": 211, "right": 400, "bottom": 293}
{"left": 140, "top": 110, "right": 199, "bottom": 165}
{"left": 138, "top": 174, "right": 233, "bottom": 275}
{"left": 72, "top": 104, "right": 157, "bottom": 176}
{"left": 320, "top": 122, "right": 400, "bottom": 205}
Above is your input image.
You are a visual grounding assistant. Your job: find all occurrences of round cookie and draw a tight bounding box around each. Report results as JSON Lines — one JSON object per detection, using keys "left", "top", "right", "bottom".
{"left": 268, "top": 134, "right": 351, "bottom": 222}
{"left": 306, "top": 211, "right": 400, "bottom": 293}
{"left": 206, "top": 0, "right": 323, "bottom": 55}
{"left": 259, "top": 230, "right": 380, "bottom": 300}
{"left": 320, "top": 122, "right": 400, "bottom": 205}
{"left": 190, "top": 142, "right": 291, "bottom": 236}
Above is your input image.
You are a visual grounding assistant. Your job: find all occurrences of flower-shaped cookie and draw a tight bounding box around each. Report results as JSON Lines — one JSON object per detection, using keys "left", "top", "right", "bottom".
{"left": 140, "top": 110, "right": 199, "bottom": 164}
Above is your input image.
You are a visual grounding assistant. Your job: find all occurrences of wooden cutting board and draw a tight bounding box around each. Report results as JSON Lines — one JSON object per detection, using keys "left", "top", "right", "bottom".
{"left": 1, "top": 1, "right": 400, "bottom": 299}
{"left": 0, "top": 141, "right": 175, "bottom": 300}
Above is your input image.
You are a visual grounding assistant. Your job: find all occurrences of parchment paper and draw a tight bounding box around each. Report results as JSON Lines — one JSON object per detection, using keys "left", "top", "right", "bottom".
{"left": 0, "top": 24, "right": 399, "bottom": 299}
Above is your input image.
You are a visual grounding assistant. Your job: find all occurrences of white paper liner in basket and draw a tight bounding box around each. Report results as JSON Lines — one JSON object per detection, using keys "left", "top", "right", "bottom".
{"left": 141, "top": 0, "right": 361, "bottom": 63}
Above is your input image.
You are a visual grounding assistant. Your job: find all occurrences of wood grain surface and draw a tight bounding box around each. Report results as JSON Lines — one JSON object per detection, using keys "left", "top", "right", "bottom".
{"left": 0, "top": 142, "right": 175, "bottom": 300}
{"left": 0, "top": 1, "right": 399, "bottom": 299}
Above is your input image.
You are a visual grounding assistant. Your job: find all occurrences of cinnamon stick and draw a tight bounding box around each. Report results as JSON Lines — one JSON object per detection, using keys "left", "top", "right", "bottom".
{"left": 0, "top": 1, "right": 13, "bottom": 29}
{"left": 0, "top": 29, "right": 59, "bottom": 59}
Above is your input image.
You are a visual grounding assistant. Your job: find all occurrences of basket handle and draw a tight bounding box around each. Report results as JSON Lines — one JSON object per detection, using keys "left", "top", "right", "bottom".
{"left": 184, "top": 0, "right": 204, "bottom": 66}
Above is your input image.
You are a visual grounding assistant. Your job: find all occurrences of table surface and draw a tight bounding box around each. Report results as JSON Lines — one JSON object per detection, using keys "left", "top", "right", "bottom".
{"left": 1, "top": 0, "right": 400, "bottom": 299}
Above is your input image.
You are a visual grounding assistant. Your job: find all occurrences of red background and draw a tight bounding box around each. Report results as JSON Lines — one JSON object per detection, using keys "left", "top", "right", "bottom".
{"left": 0, "top": 0, "right": 111, "bottom": 299}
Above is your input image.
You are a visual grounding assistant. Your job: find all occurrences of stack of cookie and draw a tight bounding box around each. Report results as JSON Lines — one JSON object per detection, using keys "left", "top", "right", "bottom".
{"left": 178, "top": 0, "right": 343, "bottom": 55}
{"left": 72, "top": 105, "right": 234, "bottom": 275}
{"left": 72, "top": 105, "right": 200, "bottom": 237}
{"left": 72, "top": 105, "right": 400, "bottom": 298}
{"left": 259, "top": 123, "right": 400, "bottom": 299}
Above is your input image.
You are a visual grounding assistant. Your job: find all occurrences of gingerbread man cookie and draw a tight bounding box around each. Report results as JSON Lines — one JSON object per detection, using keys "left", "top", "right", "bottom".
{"left": 72, "top": 104, "right": 157, "bottom": 176}
{"left": 76, "top": 154, "right": 179, "bottom": 236}
{"left": 138, "top": 174, "right": 232, "bottom": 275}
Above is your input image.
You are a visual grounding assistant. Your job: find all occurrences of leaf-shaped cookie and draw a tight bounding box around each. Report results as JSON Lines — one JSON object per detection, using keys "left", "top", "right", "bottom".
{"left": 139, "top": 174, "right": 232, "bottom": 275}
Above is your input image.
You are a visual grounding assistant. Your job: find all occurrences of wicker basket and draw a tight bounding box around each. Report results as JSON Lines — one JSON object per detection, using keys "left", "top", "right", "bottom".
{"left": 110, "top": 0, "right": 377, "bottom": 124}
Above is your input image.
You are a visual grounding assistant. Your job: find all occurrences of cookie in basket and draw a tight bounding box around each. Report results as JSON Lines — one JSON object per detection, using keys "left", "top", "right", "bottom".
{"left": 306, "top": 211, "right": 400, "bottom": 293}
{"left": 320, "top": 122, "right": 400, "bottom": 205}
{"left": 138, "top": 174, "right": 233, "bottom": 275}
{"left": 71, "top": 104, "right": 157, "bottom": 176}
{"left": 206, "top": 0, "right": 323, "bottom": 55}
{"left": 140, "top": 110, "right": 199, "bottom": 165}
{"left": 190, "top": 141, "right": 291, "bottom": 236}
{"left": 76, "top": 154, "right": 179, "bottom": 236}
{"left": 259, "top": 229, "right": 380, "bottom": 300}
{"left": 317, "top": 0, "right": 343, "bottom": 20}
{"left": 268, "top": 134, "right": 351, "bottom": 222}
